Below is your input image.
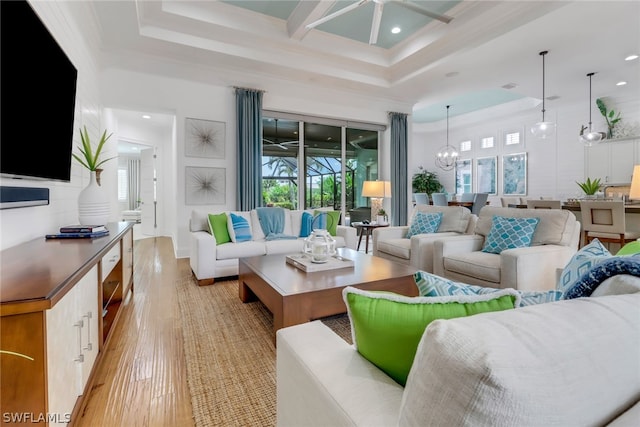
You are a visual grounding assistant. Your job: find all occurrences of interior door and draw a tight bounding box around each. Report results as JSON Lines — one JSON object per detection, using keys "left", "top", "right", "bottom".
{"left": 140, "top": 147, "right": 157, "bottom": 236}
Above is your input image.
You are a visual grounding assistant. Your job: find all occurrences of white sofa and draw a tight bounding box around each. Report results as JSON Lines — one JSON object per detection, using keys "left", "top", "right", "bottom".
{"left": 277, "top": 288, "right": 640, "bottom": 426}
{"left": 190, "top": 209, "right": 358, "bottom": 285}
{"left": 433, "top": 206, "right": 581, "bottom": 291}
{"left": 372, "top": 205, "right": 477, "bottom": 273}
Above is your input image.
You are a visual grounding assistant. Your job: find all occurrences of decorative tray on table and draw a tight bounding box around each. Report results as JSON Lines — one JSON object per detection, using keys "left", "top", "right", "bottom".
{"left": 286, "top": 254, "right": 354, "bottom": 273}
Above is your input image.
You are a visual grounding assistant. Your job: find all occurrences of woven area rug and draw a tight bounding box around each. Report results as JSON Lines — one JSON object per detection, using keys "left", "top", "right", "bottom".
{"left": 176, "top": 275, "right": 352, "bottom": 427}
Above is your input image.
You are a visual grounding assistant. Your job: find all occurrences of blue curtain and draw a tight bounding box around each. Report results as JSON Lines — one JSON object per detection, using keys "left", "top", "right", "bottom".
{"left": 235, "top": 88, "right": 263, "bottom": 210}
{"left": 389, "top": 112, "right": 408, "bottom": 226}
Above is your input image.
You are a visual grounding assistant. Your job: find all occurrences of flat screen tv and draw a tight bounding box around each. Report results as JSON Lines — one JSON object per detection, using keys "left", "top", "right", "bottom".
{"left": 1, "top": 0, "right": 78, "bottom": 182}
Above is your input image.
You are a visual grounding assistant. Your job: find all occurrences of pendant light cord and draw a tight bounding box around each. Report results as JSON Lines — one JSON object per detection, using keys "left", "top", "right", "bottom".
{"left": 446, "top": 105, "right": 450, "bottom": 147}
{"left": 540, "top": 51, "right": 548, "bottom": 121}
{"left": 587, "top": 72, "right": 594, "bottom": 130}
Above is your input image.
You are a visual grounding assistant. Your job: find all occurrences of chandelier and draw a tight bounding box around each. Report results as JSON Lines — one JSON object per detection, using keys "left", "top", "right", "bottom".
{"left": 435, "top": 105, "right": 458, "bottom": 171}
{"left": 530, "top": 51, "right": 556, "bottom": 139}
{"left": 579, "top": 72, "right": 605, "bottom": 146}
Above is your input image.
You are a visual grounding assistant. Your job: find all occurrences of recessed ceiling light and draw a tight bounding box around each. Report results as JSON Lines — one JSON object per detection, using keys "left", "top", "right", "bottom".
{"left": 391, "top": 27, "right": 401, "bottom": 34}
{"left": 142, "top": 115, "right": 151, "bottom": 119}
{"left": 616, "top": 81, "right": 627, "bottom": 86}
{"left": 625, "top": 54, "right": 638, "bottom": 61}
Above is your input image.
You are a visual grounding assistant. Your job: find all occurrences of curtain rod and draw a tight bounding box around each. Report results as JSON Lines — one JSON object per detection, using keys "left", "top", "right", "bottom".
{"left": 232, "top": 86, "right": 266, "bottom": 93}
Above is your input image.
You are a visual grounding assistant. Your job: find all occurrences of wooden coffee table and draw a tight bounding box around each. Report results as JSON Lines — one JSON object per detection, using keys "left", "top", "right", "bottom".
{"left": 238, "top": 248, "right": 418, "bottom": 339}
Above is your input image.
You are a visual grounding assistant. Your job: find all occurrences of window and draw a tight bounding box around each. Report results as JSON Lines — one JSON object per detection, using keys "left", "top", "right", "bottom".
{"left": 480, "top": 136, "right": 494, "bottom": 149}
{"left": 118, "top": 168, "right": 128, "bottom": 201}
{"left": 459, "top": 140, "right": 471, "bottom": 152}
{"left": 261, "top": 112, "right": 383, "bottom": 222}
{"left": 505, "top": 132, "right": 521, "bottom": 145}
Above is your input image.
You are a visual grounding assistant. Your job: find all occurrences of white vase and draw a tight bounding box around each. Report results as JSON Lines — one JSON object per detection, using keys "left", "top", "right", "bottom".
{"left": 78, "top": 171, "right": 110, "bottom": 225}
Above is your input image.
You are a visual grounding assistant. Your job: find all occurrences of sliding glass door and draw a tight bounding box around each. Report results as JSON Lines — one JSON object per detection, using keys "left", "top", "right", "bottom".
{"left": 261, "top": 114, "right": 380, "bottom": 224}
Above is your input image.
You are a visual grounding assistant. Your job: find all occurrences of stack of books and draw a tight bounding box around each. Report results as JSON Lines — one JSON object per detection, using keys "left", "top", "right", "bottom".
{"left": 46, "top": 224, "right": 109, "bottom": 239}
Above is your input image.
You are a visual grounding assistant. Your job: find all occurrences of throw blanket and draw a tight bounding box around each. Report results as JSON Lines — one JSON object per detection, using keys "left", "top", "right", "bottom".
{"left": 564, "top": 255, "right": 640, "bottom": 299}
{"left": 256, "top": 207, "right": 297, "bottom": 241}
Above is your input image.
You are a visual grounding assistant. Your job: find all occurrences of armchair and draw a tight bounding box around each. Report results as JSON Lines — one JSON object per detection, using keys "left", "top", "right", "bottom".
{"left": 372, "top": 205, "right": 477, "bottom": 272}
{"left": 433, "top": 207, "right": 581, "bottom": 291}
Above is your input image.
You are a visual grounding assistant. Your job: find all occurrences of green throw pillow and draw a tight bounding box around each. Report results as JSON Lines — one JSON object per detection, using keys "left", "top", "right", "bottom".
{"left": 617, "top": 241, "right": 640, "bottom": 256}
{"left": 343, "top": 286, "right": 518, "bottom": 386}
{"left": 313, "top": 210, "right": 340, "bottom": 236}
{"left": 207, "top": 213, "right": 231, "bottom": 245}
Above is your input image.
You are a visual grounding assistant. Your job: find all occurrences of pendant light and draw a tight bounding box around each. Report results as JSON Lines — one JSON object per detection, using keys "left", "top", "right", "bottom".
{"left": 435, "top": 105, "right": 458, "bottom": 171}
{"left": 579, "top": 72, "right": 605, "bottom": 146}
{"left": 530, "top": 51, "right": 556, "bottom": 139}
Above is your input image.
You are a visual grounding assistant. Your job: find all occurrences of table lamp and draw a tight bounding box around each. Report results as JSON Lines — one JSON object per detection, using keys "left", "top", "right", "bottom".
{"left": 362, "top": 180, "right": 391, "bottom": 222}
{"left": 629, "top": 165, "right": 640, "bottom": 203}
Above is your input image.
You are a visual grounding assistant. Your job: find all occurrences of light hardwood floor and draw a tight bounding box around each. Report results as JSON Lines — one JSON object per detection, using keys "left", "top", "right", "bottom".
{"left": 76, "top": 237, "right": 194, "bottom": 427}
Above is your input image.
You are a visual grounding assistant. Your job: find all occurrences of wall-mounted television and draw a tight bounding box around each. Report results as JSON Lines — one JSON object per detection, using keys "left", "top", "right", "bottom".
{"left": 0, "top": 0, "right": 78, "bottom": 182}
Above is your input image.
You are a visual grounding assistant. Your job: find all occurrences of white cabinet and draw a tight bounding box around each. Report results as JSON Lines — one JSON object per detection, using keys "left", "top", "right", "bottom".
{"left": 1, "top": 222, "right": 134, "bottom": 423}
{"left": 46, "top": 265, "right": 99, "bottom": 426}
{"left": 585, "top": 138, "right": 640, "bottom": 184}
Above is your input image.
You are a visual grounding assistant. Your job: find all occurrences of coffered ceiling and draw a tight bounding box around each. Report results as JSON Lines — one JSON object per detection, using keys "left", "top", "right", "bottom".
{"left": 94, "top": 1, "right": 639, "bottom": 125}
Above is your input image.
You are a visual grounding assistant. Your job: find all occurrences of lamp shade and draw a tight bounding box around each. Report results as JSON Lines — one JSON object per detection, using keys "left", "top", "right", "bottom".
{"left": 630, "top": 165, "right": 640, "bottom": 200}
{"left": 362, "top": 181, "right": 391, "bottom": 198}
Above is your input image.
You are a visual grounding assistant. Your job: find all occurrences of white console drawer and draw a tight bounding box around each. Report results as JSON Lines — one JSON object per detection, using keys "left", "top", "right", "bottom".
{"left": 101, "top": 243, "right": 120, "bottom": 279}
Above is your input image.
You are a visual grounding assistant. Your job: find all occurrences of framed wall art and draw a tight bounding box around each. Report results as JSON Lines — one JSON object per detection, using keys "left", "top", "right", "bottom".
{"left": 476, "top": 156, "right": 497, "bottom": 195}
{"left": 502, "top": 152, "right": 527, "bottom": 196}
{"left": 185, "top": 167, "right": 226, "bottom": 205}
{"left": 455, "top": 159, "right": 472, "bottom": 194}
{"left": 185, "top": 118, "right": 225, "bottom": 159}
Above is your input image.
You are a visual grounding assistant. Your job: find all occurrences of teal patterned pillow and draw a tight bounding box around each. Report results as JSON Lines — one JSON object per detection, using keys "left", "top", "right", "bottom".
{"left": 413, "top": 271, "right": 562, "bottom": 307}
{"left": 481, "top": 215, "right": 540, "bottom": 254}
{"left": 557, "top": 239, "right": 611, "bottom": 294}
{"left": 406, "top": 212, "right": 443, "bottom": 238}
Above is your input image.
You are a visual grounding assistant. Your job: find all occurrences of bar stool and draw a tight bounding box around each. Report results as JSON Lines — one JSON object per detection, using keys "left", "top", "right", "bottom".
{"left": 579, "top": 200, "right": 640, "bottom": 247}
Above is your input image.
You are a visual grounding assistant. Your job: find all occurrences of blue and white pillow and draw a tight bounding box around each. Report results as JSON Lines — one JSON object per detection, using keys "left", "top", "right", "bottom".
{"left": 406, "top": 212, "right": 443, "bottom": 238}
{"left": 482, "top": 215, "right": 540, "bottom": 254}
{"left": 299, "top": 211, "right": 314, "bottom": 238}
{"left": 227, "top": 212, "right": 252, "bottom": 243}
{"left": 557, "top": 239, "right": 612, "bottom": 294}
{"left": 414, "top": 270, "right": 562, "bottom": 307}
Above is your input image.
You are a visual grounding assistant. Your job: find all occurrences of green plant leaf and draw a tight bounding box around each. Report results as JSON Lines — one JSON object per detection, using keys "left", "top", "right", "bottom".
{"left": 74, "top": 126, "right": 114, "bottom": 171}
{"left": 576, "top": 177, "right": 601, "bottom": 195}
{"left": 596, "top": 98, "right": 607, "bottom": 116}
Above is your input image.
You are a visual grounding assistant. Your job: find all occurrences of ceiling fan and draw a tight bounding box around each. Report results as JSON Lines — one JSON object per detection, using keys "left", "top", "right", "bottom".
{"left": 262, "top": 119, "right": 299, "bottom": 150}
{"left": 306, "top": 0, "right": 453, "bottom": 45}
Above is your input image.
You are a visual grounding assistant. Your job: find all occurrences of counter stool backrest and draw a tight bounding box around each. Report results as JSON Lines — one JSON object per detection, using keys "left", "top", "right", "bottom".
{"left": 527, "top": 200, "right": 562, "bottom": 209}
{"left": 579, "top": 200, "right": 631, "bottom": 246}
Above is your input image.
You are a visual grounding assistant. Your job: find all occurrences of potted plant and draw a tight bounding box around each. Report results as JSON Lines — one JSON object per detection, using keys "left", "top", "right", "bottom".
{"left": 73, "top": 126, "right": 115, "bottom": 225}
{"left": 376, "top": 208, "right": 388, "bottom": 225}
{"left": 72, "top": 126, "right": 115, "bottom": 176}
{"left": 412, "top": 166, "right": 444, "bottom": 196}
{"left": 596, "top": 98, "right": 622, "bottom": 139}
{"left": 576, "top": 177, "right": 602, "bottom": 198}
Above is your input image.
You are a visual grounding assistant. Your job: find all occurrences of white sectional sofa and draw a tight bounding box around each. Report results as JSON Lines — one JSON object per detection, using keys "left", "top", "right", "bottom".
{"left": 189, "top": 209, "right": 358, "bottom": 285}
{"left": 277, "top": 288, "right": 640, "bottom": 426}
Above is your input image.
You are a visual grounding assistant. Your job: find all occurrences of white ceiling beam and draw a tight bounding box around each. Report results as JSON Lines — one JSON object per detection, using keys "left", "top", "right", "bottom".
{"left": 287, "top": 1, "right": 336, "bottom": 40}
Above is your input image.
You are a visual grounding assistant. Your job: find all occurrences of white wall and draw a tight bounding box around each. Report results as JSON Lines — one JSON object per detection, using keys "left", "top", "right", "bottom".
{"left": 410, "top": 98, "right": 640, "bottom": 216}
{"left": 0, "top": 1, "right": 107, "bottom": 251}
{"left": 100, "top": 69, "right": 409, "bottom": 258}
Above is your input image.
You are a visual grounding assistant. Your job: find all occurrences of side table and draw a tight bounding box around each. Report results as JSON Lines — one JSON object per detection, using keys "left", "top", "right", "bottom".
{"left": 352, "top": 222, "right": 389, "bottom": 254}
